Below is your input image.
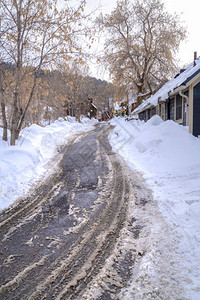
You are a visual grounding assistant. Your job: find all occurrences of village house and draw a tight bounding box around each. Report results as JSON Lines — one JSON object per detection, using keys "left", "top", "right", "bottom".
{"left": 133, "top": 52, "right": 200, "bottom": 137}
{"left": 112, "top": 100, "right": 128, "bottom": 117}
{"left": 89, "top": 101, "right": 97, "bottom": 119}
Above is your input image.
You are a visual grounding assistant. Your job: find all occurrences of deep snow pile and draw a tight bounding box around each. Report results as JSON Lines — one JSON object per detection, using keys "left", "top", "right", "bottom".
{"left": 0, "top": 117, "right": 97, "bottom": 211}
{"left": 109, "top": 116, "right": 200, "bottom": 299}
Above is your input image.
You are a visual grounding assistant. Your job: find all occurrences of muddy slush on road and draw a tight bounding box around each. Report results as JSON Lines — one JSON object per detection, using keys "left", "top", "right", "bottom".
{"left": 0, "top": 124, "right": 152, "bottom": 300}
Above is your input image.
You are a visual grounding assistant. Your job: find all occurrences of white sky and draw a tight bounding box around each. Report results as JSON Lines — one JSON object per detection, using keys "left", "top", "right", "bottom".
{"left": 84, "top": 0, "right": 200, "bottom": 79}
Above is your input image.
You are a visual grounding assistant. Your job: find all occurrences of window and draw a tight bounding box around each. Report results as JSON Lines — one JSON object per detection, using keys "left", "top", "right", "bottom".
{"left": 176, "top": 94, "right": 182, "bottom": 120}
{"left": 139, "top": 111, "right": 146, "bottom": 121}
{"left": 151, "top": 107, "right": 156, "bottom": 117}
{"left": 159, "top": 104, "right": 161, "bottom": 116}
{"left": 169, "top": 98, "right": 175, "bottom": 120}
{"left": 147, "top": 109, "right": 151, "bottom": 120}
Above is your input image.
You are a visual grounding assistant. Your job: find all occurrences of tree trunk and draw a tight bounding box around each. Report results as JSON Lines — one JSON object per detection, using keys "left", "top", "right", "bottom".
{"left": 10, "top": 3, "right": 22, "bottom": 146}
{"left": 0, "top": 93, "right": 8, "bottom": 141}
{"left": 10, "top": 104, "right": 21, "bottom": 146}
{"left": 10, "top": 69, "right": 37, "bottom": 145}
{"left": 136, "top": 77, "right": 152, "bottom": 107}
{"left": 0, "top": 68, "right": 8, "bottom": 141}
{"left": 10, "top": 87, "right": 22, "bottom": 145}
{"left": 136, "top": 81, "right": 144, "bottom": 107}
{"left": 15, "top": 73, "right": 37, "bottom": 140}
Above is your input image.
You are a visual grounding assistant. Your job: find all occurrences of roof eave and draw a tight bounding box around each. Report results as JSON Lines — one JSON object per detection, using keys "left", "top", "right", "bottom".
{"left": 158, "top": 96, "right": 166, "bottom": 103}
{"left": 181, "top": 68, "right": 200, "bottom": 86}
{"left": 134, "top": 103, "right": 155, "bottom": 114}
{"left": 170, "top": 85, "right": 187, "bottom": 97}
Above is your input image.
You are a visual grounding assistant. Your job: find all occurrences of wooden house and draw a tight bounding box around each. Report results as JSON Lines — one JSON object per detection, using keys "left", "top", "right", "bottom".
{"left": 89, "top": 101, "right": 97, "bottom": 118}
{"left": 133, "top": 53, "right": 200, "bottom": 137}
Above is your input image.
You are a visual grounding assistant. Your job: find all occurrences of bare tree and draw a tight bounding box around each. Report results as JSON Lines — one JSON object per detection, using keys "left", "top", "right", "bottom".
{"left": 0, "top": 0, "right": 88, "bottom": 145}
{"left": 97, "top": 0, "right": 187, "bottom": 106}
{"left": 0, "top": 66, "right": 8, "bottom": 141}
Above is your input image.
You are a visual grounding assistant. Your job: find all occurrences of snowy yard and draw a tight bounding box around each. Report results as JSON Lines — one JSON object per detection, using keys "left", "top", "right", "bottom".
{"left": 109, "top": 116, "right": 200, "bottom": 299}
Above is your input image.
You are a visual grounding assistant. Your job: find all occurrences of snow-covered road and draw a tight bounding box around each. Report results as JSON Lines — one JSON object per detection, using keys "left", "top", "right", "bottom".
{"left": 0, "top": 117, "right": 97, "bottom": 210}
{"left": 0, "top": 124, "right": 146, "bottom": 299}
{"left": 0, "top": 115, "right": 200, "bottom": 299}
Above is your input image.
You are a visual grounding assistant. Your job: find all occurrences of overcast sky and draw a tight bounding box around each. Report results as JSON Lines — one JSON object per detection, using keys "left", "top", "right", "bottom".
{"left": 83, "top": 0, "right": 200, "bottom": 79}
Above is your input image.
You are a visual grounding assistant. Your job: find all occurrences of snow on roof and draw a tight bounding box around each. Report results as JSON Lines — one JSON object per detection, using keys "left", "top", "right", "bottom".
{"left": 91, "top": 103, "right": 97, "bottom": 109}
{"left": 134, "top": 57, "right": 200, "bottom": 113}
{"left": 114, "top": 102, "right": 121, "bottom": 111}
{"left": 128, "top": 97, "right": 135, "bottom": 106}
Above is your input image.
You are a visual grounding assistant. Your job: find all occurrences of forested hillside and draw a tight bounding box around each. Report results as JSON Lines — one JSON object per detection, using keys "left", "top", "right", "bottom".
{"left": 0, "top": 62, "right": 115, "bottom": 129}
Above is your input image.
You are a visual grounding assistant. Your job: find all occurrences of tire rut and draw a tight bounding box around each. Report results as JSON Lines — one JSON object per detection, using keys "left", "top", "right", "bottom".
{"left": 0, "top": 133, "right": 84, "bottom": 234}
{"left": 0, "top": 124, "right": 134, "bottom": 300}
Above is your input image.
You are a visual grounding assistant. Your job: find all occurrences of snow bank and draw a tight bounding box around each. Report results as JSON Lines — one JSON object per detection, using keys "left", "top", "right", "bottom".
{"left": 109, "top": 116, "right": 200, "bottom": 299}
{"left": 0, "top": 117, "right": 97, "bottom": 210}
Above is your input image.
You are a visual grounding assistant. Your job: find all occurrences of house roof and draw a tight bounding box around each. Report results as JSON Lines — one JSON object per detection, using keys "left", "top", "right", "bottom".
{"left": 91, "top": 103, "right": 97, "bottom": 109}
{"left": 113, "top": 102, "right": 121, "bottom": 111}
{"left": 134, "top": 57, "right": 200, "bottom": 113}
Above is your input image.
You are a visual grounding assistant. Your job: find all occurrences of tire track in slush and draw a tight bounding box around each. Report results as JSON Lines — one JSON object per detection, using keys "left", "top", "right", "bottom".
{"left": 41, "top": 164, "right": 129, "bottom": 300}
{"left": 0, "top": 125, "right": 133, "bottom": 300}
{"left": 0, "top": 132, "right": 85, "bottom": 234}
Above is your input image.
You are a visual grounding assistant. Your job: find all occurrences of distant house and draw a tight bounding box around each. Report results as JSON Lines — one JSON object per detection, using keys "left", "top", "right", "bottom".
{"left": 64, "top": 97, "right": 97, "bottom": 119}
{"left": 128, "top": 97, "right": 136, "bottom": 115}
{"left": 133, "top": 53, "right": 200, "bottom": 137}
{"left": 89, "top": 101, "right": 97, "bottom": 118}
{"left": 112, "top": 100, "right": 128, "bottom": 117}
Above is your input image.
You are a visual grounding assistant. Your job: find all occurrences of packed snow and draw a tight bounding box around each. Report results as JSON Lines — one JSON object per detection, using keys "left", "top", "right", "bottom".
{"left": 0, "top": 117, "right": 97, "bottom": 210}
{"left": 109, "top": 115, "right": 200, "bottom": 299}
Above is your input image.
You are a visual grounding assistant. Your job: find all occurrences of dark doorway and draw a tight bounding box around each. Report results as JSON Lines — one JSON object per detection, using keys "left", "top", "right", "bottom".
{"left": 193, "top": 82, "right": 200, "bottom": 137}
{"left": 167, "top": 98, "right": 174, "bottom": 120}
